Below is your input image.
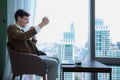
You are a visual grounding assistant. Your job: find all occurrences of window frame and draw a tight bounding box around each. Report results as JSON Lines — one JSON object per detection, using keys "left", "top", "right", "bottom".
{"left": 91, "top": 0, "right": 120, "bottom": 66}
{"left": 90, "top": 0, "right": 120, "bottom": 80}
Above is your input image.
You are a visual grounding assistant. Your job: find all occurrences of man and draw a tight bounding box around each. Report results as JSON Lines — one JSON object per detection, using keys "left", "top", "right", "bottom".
{"left": 7, "top": 9, "right": 59, "bottom": 80}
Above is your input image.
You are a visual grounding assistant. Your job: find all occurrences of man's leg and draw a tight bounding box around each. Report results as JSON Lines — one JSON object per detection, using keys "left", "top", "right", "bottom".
{"left": 44, "top": 56, "right": 60, "bottom": 78}
{"left": 49, "top": 56, "right": 60, "bottom": 64}
{"left": 40, "top": 56, "right": 58, "bottom": 80}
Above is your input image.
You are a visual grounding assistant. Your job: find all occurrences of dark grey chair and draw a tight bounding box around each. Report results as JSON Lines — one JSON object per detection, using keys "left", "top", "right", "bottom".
{"left": 7, "top": 42, "right": 47, "bottom": 80}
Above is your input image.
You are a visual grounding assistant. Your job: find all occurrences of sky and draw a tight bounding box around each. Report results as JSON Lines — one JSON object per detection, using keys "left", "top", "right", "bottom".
{"left": 34, "top": 0, "right": 89, "bottom": 47}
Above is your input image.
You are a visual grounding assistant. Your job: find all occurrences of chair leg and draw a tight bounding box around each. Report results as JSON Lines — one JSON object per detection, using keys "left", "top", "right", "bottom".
{"left": 12, "top": 74, "right": 16, "bottom": 80}
{"left": 43, "top": 75, "right": 46, "bottom": 80}
{"left": 20, "top": 75, "right": 22, "bottom": 80}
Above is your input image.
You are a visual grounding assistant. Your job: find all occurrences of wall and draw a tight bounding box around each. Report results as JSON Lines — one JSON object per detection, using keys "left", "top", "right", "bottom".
{"left": 0, "top": 0, "right": 7, "bottom": 79}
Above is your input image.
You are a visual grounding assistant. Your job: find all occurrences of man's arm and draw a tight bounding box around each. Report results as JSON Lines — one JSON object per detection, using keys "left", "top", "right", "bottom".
{"left": 7, "top": 25, "right": 37, "bottom": 40}
{"left": 30, "top": 17, "right": 49, "bottom": 43}
{"left": 7, "top": 17, "right": 49, "bottom": 41}
{"left": 34, "top": 17, "right": 49, "bottom": 33}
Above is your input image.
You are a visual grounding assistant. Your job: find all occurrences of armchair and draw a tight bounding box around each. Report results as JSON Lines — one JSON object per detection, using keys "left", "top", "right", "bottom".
{"left": 7, "top": 42, "right": 47, "bottom": 80}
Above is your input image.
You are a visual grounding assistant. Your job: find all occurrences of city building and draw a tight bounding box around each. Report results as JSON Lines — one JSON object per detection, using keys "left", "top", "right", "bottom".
{"left": 95, "top": 19, "right": 110, "bottom": 57}
{"left": 57, "top": 23, "right": 75, "bottom": 80}
{"left": 95, "top": 19, "right": 120, "bottom": 80}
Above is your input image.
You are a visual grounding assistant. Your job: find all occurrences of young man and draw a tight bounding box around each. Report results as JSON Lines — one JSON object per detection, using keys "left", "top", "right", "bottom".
{"left": 7, "top": 9, "right": 59, "bottom": 80}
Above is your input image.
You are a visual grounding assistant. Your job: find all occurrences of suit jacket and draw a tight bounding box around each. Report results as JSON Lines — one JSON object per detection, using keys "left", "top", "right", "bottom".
{"left": 7, "top": 24, "right": 38, "bottom": 55}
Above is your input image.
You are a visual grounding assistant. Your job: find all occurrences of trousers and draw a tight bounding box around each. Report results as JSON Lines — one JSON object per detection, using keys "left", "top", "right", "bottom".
{"left": 39, "top": 55, "right": 59, "bottom": 80}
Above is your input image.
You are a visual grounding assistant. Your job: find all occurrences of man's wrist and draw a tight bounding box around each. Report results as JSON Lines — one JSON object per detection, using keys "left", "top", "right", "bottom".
{"left": 34, "top": 25, "right": 40, "bottom": 33}
{"left": 38, "top": 23, "right": 45, "bottom": 29}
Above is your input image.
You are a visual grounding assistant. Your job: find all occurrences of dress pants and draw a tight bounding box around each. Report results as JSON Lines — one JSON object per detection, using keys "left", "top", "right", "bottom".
{"left": 39, "top": 55, "right": 59, "bottom": 80}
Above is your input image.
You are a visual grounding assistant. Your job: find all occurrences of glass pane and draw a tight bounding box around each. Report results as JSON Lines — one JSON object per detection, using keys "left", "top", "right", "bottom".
{"left": 98, "top": 66, "right": 120, "bottom": 80}
{"left": 34, "top": 0, "right": 89, "bottom": 80}
{"left": 95, "top": 0, "right": 120, "bottom": 58}
{"left": 95, "top": 0, "right": 120, "bottom": 80}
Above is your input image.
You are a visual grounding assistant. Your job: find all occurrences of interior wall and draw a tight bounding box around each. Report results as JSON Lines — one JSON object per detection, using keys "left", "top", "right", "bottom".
{"left": 0, "top": 0, "right": 7, "bottom": 79}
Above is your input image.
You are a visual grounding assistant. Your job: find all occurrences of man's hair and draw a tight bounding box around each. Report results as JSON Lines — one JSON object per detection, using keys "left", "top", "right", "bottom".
{"left": 14, "top": 9, "right": 30, "bottom": 22}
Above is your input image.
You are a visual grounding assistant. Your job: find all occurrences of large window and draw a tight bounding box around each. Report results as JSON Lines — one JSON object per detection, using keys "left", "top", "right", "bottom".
{"left": 95, "top": 0, "right": 120, "bottom": 58}
{"left": 95, "top": 0, "right": 120, "bottom": 80}
{"left": 33, "top": 0, "right": 120, "bottom": 80}
{"left": 34, "top": 0, "right": 89, "bottom": 59}
{"left": 34, "top": 0, "right": 89, "bottom": 47}
{"left": 34, "top": 0, "right": 89, "bottom": 80}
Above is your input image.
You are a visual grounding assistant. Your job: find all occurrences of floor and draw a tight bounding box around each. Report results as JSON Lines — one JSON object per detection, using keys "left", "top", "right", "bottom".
{"left": 15, "top": 75, "right": 42, "bottom": 80}
{"left": 14, "top": 74, "right": 58, "bottom": 80}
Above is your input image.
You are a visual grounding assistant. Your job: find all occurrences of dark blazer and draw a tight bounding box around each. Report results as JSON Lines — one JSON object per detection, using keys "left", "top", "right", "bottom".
{"left": 7, "top": 24, "right": 38, "bottom": 55}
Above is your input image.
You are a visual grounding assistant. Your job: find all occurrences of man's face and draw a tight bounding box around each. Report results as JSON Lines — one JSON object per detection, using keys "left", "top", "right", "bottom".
{"left": 18, "top": 16, "right": 29, "bottom": 28}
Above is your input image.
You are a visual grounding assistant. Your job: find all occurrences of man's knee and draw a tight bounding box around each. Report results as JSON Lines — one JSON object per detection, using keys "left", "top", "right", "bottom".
{"left": 51, "top": 57, "right": 60, "bottom": 64}
{"left": 52, "top": 60, "right": 58, "bottom": 67}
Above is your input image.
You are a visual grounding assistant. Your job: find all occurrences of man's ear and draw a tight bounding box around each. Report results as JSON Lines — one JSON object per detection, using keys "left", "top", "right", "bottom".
{"left": 17, "top": 16, "right": 21, "bottom": 21}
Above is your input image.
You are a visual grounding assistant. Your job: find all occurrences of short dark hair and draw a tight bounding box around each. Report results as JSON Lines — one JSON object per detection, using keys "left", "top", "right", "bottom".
{"left": 14, "top": 9, "right": 30, "bottom": 22}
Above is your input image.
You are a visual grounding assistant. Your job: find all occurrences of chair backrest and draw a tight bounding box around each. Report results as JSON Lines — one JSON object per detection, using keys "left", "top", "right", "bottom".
{"left": 7, "top": 42, "right": 17, "bottom": 73}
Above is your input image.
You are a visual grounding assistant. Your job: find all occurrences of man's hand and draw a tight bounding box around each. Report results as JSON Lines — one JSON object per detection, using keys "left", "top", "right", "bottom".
{"left": 38, "top": 17, "right": 49, "bottom": 29}
{"left": 42, "top": 17, "right": 49, "bottom": 25}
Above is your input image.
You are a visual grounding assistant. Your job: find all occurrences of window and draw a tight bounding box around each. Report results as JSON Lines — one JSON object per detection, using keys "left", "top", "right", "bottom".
{"left": 95, "top": 0, "right": 120, "bottom": 58}
{"left": 95, "top": 0, "right": 120, "bottom": 80}
{"left": 34, "top": 0, "right": 89, "bottom": 80}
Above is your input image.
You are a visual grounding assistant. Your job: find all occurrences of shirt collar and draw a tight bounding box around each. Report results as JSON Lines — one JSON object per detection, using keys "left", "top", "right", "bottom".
{"left": 15, "top": 24, "right": 23, "bottom": 30}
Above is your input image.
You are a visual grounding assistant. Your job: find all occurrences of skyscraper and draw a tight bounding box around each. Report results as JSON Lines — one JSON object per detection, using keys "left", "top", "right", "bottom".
{"left": 95, "top": 19, "right": 110, "bottom": 80}
{"left": 95, "top": 19, "right": 120, "bottom": 80}
{"left": 95, "top": 19, "right": 110, "bottom": 57}
{"left": 58, "top": 22, "right": 75, "bottom": 80}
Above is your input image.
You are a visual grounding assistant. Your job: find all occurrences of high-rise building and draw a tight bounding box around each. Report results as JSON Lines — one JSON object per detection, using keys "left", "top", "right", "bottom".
{"left": 95, "top": 19, "right": 110, "bottom": 80}
{"left": 58, "top": 23, "right": 75, "bottom": 80}
{"left": 95, "top": 19, "right": 120, "bottom": 80}
{"left": 116, "top": 42, "right": 120, "bottom": 49}
{"left": 95, "top": 19, "right": 110, "bottom": 57}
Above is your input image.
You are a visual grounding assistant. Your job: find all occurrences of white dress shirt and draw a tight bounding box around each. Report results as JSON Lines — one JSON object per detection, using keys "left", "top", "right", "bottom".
{"left": 15, "top": 24, "right": 40, "bottom": 33}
